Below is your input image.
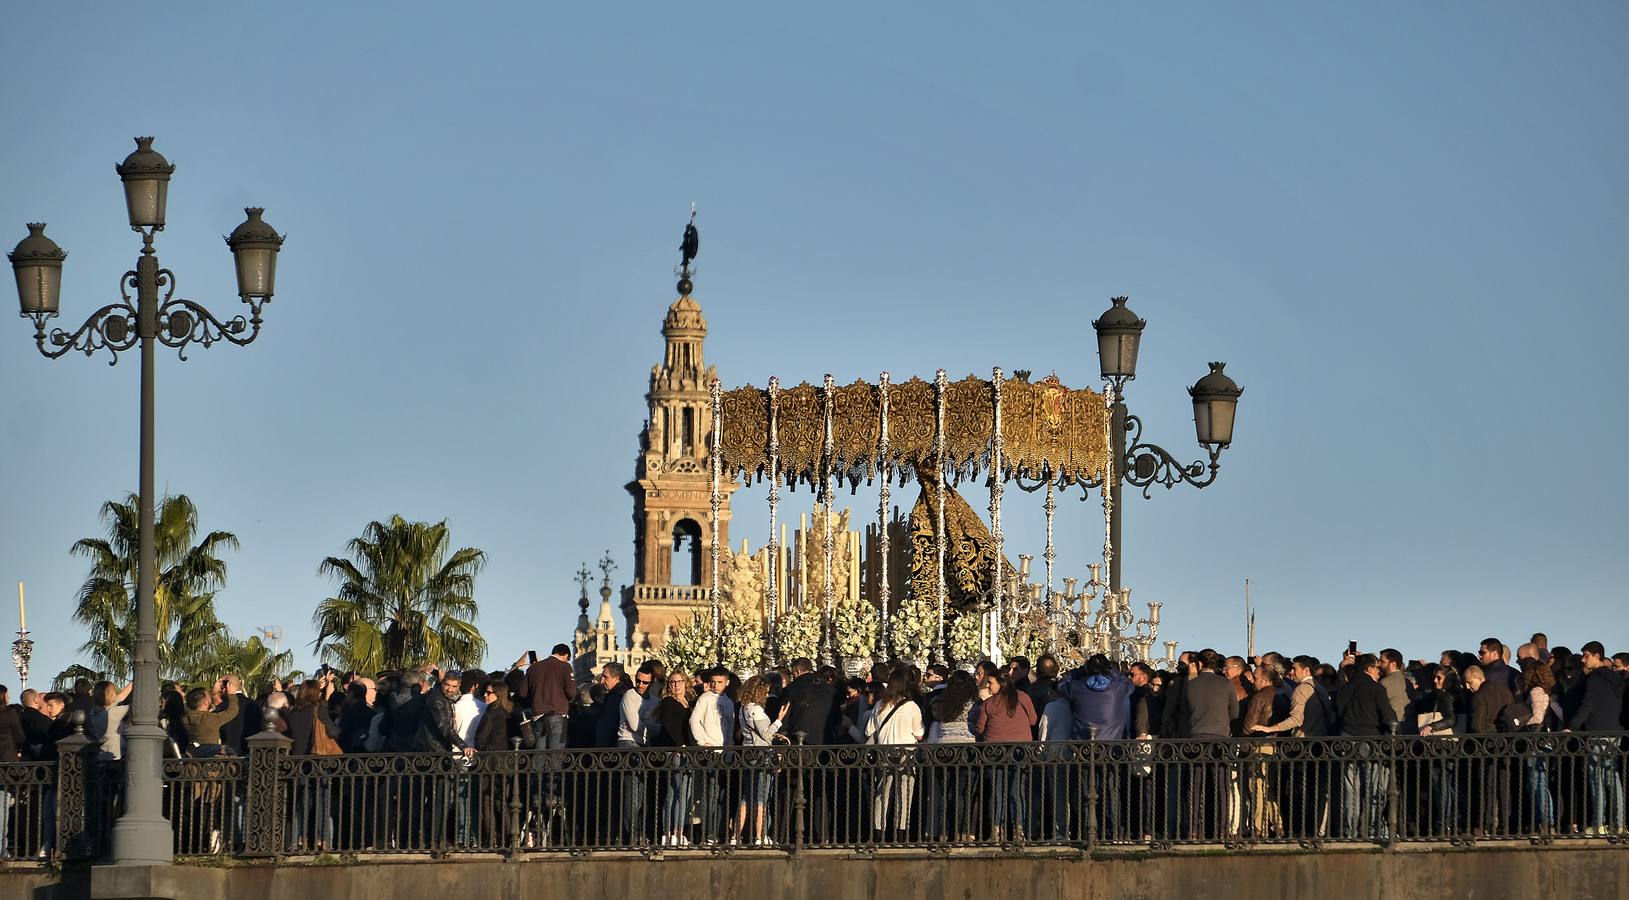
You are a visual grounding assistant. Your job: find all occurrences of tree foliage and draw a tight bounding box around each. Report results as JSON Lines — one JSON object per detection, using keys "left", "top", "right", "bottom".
{"left": 312, "top": 515, "right": 487, "bottom": 673}
{"left": 184, "top": 633, "right": 294, "bottom": 697}
{"left": 66, "top": 493, "right": 236, "bottom": 682}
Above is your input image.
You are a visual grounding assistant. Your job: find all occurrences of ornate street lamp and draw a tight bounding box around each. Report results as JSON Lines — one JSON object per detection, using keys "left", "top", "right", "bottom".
{"left": 9, "top": 137, "right": 283, "bottom": 867}
{"left": 1091, "top": 295, "right": 1145, "bottom": 390}
{"left": 1090, "top": 296, "right": 1242, "bottom": 591}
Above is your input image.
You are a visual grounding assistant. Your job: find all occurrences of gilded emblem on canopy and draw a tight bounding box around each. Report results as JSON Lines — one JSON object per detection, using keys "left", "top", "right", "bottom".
{"left": 1039, "top": 374, "right": 1066, "bottom": 430}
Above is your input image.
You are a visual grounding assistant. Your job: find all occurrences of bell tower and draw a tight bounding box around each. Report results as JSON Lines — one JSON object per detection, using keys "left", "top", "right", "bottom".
{"left": 622, "top": 211, "right": 736, "bottom": 648}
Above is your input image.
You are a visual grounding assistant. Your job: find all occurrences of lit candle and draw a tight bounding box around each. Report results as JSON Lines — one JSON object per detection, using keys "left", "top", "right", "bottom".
{"left": 17, "top": 581, "right": 24, "bottom": 631}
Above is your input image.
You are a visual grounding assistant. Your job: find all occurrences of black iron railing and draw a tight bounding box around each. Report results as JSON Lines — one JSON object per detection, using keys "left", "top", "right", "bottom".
{"left": 9, "top": 732, "right": 1628, "bottom": 862}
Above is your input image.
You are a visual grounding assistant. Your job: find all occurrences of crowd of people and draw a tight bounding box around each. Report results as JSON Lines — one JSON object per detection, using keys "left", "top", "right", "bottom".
{"left": 1, "top": 632, "right": 1626, "bottom": 854}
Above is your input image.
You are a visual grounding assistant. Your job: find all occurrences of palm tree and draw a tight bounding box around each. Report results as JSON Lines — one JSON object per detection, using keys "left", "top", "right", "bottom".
{"left": 68, "top": 493, "right": 236, "bottom": 681}
{"left": 312, "top": 515, "right": 487, "bottom": 673}
{"left": 183, "top": 633, "right": 295, "bottom": 697}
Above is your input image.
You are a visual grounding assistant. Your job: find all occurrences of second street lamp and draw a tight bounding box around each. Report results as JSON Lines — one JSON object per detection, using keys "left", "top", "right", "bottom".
{"left": 8, "top": 136, "right": 283, "bottom": 867}
{"left": 1091, "top": 296, "right": 1242, "bottom": 592}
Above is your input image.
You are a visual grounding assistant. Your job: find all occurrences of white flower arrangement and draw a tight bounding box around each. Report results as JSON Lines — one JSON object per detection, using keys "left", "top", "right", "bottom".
{"left": 888, "top": 595, "right": 938, "bottom": 661}
{"left": 664, "top": 608, "right": 765, "bottom": 674}
{"left": 948, "top": 611, "right": 984, "bottom": 665}
{"left": 775, "top": 601, "right": 823, "bottom": 662}
{"left": 717, "top": 609, "right": 764, "bottom": 673}
{"left": 661, "top": 612, "right": 717, "bottom": 675}
{"left": 833, "top": 597, "right": 880, "bottom": 659}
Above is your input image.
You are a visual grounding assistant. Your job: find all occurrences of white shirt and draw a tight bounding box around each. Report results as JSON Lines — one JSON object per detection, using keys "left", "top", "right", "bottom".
{"left": 1038, "top": 696, "right": 1073, "bottom": 742}
{"left": 865, "top": 699, "right": 924, "bottom": 745}
{"left": 637, "top": 690, "right": 661, "bottom": 745}
{"left": 688, "top": 690, "right": 736, "bottom": 747}
{"left": 617, "top": 687, "right": 645, "bottom": 745}
{"left": 453, "top": 692, "right": 487, "bottom": 746}
{"left": 101, "top": 706, "right": 130, "bottom": 759}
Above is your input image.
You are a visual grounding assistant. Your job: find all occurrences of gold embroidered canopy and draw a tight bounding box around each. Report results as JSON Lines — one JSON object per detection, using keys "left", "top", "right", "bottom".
{"left": 717, "top": 372, "right": 1110, "bottom": 487}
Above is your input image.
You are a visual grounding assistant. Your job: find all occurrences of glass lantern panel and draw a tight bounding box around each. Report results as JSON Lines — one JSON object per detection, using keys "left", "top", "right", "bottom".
{"left": 14, "top": 263, "right": 61, "bottom": 314}
{"left": 233, "top": 247, "right": 276, "bottom": 297}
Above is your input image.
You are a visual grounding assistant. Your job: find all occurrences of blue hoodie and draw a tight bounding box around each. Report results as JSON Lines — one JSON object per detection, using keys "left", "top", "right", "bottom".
{"left": 1059, "top": 669, "right": 1134, "bottom": 740}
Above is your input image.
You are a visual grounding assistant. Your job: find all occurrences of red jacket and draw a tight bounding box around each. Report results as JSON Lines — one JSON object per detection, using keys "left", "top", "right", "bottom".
{"left": 521, "top": 656, "right": 578, "bottom": 717}
{"left": 975, "top": 690, "right": 1037, "bottom": 742}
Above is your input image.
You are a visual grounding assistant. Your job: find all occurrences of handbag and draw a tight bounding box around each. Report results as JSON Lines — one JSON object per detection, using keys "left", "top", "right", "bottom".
{"left": 311, "top": 717, "right": 343, "bottom": 756}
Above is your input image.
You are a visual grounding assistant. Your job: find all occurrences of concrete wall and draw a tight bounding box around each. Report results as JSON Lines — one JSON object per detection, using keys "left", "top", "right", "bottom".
{"left": 4, "top": 847, "right": 1627, "bottom": 900}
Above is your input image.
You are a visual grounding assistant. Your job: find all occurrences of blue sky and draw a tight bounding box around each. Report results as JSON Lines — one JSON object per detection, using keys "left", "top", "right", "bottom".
{"left": 2, "top": 4, "right": 1625, "bottom": 683}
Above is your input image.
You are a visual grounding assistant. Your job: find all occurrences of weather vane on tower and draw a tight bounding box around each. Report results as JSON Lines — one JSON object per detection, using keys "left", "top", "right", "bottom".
{"left": 677, "top": 203, "right": 699, "bottom": 296}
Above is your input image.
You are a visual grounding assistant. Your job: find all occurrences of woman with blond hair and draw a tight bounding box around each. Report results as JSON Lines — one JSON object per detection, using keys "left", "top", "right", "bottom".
{"left": 734, "top": 675, "right": 789, "bottom": 845}
{"left": 654, "top": 669, "right": 697, "bottom": 846}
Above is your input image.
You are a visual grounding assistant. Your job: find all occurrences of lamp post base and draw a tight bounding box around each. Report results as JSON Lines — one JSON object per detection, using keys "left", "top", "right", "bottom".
{"left": 90, "top": 864, "right": 224, "bottom": 900}
{"left": 108, "top": 723, "right": 174, "bottom": 868}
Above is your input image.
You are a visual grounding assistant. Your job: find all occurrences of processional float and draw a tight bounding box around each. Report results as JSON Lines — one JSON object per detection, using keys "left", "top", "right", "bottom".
{"left": 703, "top": 360, "right": 1175, "bottom": 670}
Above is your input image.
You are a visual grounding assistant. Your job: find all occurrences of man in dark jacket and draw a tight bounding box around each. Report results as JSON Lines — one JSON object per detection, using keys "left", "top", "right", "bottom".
{"left": 382, "top": 671, "right": 427, "bottom": 752}
{"left": 1183, "top": 652, "right": 1239, "bottom": 740}
{"left": 1058, "top": 654, "right": 1136, "bottom": 840}
{"left": 1026, "top": 654, "right": 1060, "bottom": 717}
{"left": 1336, "top": 655, "right": 1398, "bottom": 840}
{"left": 0, "top": 697, "right": 24, "bottom": 762}
{"left": 516, "top": 645, "right": 577, "bottom": 751}
{"left": 1466, "top": 664, "right": 1516, "bottom": 835}
{"left": 1129, "top": 663, "right": 1163, "bottom": 738}
{"left": 1160, "top": 653, "right": 1194, "bottom": 739}
{"left": 416, "top": 672, "right": 469, "bottom": 755}
{"left": 1568, "top": 642, "right": 1626, "bottom": 834}
{"left": 1058, "top": 654, "right": 1134, "bottom": 740}
{"left": 217, "top": 674, "right": 262, "bottom": 755}
{"left": 337, "top": 682, "right": 376, "bottom": 753}
{"left": 1479, "top": 637, "right": 1520, "bottom": 694}
{"left": 596, "top": 666, "right": 632, "bottom": 748}
{"left": 16, "top": 689, "right": 55, "bottom": 761}
{"left": 779, "top": 658, "right": 834, "bottom": 745}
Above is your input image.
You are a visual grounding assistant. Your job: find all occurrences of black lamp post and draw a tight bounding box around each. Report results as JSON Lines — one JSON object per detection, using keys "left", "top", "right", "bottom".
{"left": 9, "top": 137, "right": 283, "bottom": 867}
{"left": 1090, "top": 296, "right": 1241, "bottom": 591}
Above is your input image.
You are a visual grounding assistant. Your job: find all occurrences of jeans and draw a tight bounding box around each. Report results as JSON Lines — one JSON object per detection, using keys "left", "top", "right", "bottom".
{"left": 698, "top": 768, "right": 722, "bottom": 841}
{"left": 290, "top": 780, "right": 332, "bottom": 851}
{"left": 664, "top": 771, "right": 694, "bottom": 835}
{"left": 453, "top": 766, "right": 475, "bottom": 848}
{"left": 1340, "top": 755, "right": 1390, "bottom": 841}
{"left": 990, "top": 763, "right": 1028, "bottom": 836}
{"left": 1429, "top": 756, "right": 1460, "bottom": 836}
{"left": 539, "top": 713, "right": 567, "bottom": 750}
{"left": 1525, "top": 749, "right": 1555, "bottom": 830}
{"left": 535, "top": 713, "right": 568, "bottom": 823}
{"left": 617, "top": 740, "right": 646, "bottom": 843}
{"left": 1585, "top": 737, "right": 1626, "bottom": 832}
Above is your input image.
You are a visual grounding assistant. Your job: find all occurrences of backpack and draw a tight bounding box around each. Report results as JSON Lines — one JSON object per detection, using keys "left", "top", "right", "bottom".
{"left": 1496, "top": 700, "right": 1533, "bottom": 733}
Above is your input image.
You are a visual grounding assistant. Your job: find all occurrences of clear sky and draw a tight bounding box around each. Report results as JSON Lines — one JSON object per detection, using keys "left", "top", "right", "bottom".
{"left": 2, "top": 4, "right": 1625, "bottom": 684}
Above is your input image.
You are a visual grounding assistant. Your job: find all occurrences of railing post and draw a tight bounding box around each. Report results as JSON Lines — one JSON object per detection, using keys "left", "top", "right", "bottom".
{"left": 508, "top": 737, "right": 523, "bottom": 858}
{"left": 54, "top": 712, "right": 98, "bottom": 862}
{"left": 792, "top": 731, "right": 807, "bottom": 853}
{"left": 1385, "top": 731, "right": 1400, "bottom": 849}
{"left": 1084, "top": 728, "right": 1098, "bottom": 852}
{"left": 243, "top": 712, "right": 292, "bottom": 859}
